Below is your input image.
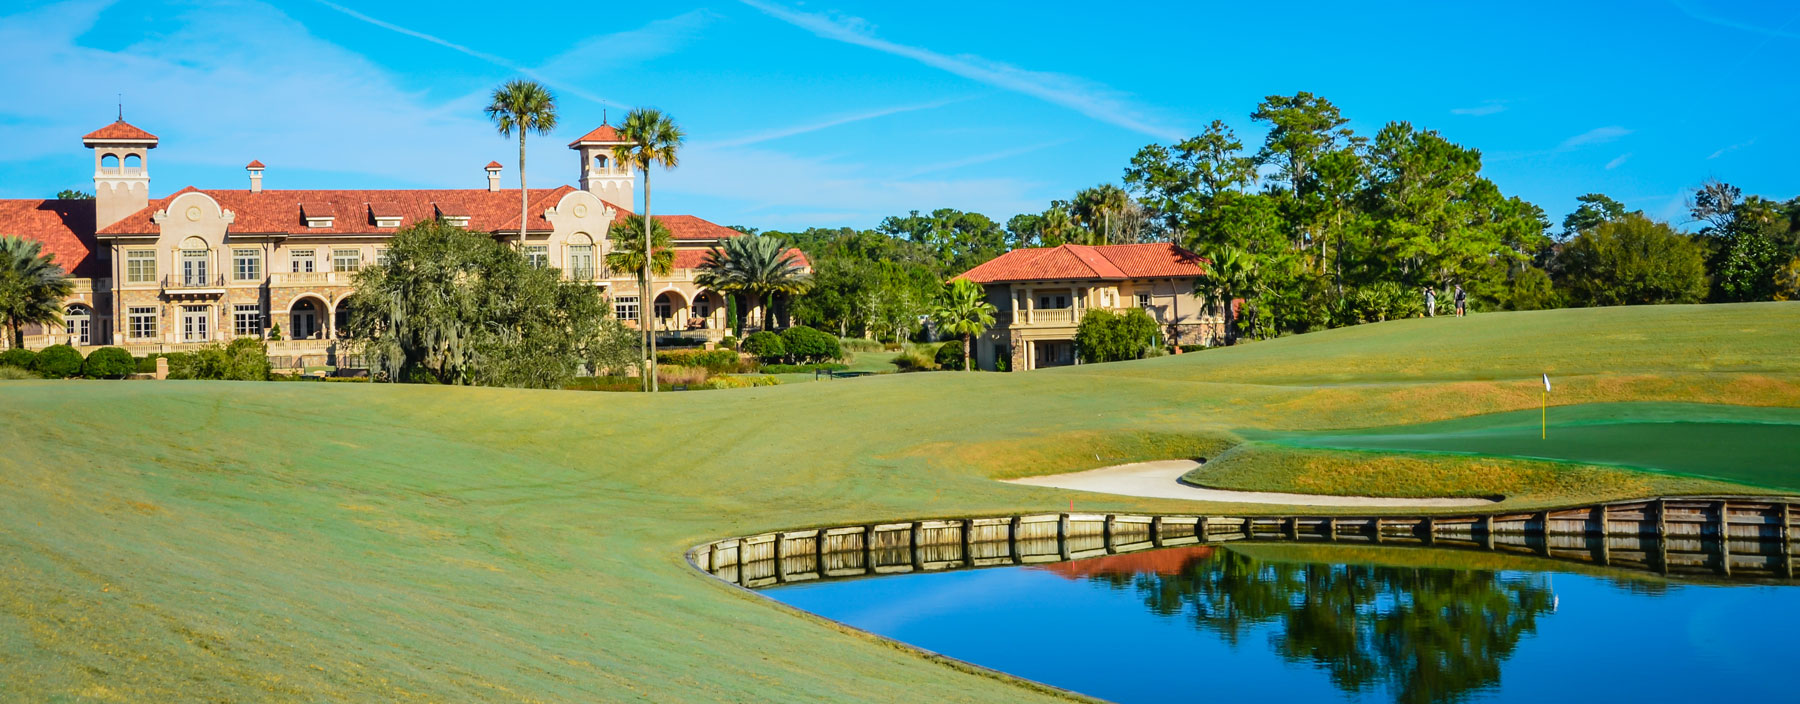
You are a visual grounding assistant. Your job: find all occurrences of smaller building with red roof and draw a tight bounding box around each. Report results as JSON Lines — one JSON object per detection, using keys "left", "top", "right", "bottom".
{"left": 953, "top": 242, "right": 1225, "bottom": 370}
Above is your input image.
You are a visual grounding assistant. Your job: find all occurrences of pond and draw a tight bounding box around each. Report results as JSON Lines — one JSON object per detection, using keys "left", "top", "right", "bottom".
{"left": 764, "top": 541, "right": 1796, "bottom": 704}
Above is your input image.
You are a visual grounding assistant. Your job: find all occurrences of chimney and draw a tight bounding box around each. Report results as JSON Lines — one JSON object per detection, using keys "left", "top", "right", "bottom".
{"left": 485, "top": 161, "right": 503, "bottom": 192}
{"left": 246, "top": 160, "right": 265, "bottom": 193}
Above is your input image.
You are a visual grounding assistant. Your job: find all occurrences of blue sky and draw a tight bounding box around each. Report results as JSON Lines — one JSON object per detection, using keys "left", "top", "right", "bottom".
{"left": 1, "top": 0, "right": 1795, "bottom": 231}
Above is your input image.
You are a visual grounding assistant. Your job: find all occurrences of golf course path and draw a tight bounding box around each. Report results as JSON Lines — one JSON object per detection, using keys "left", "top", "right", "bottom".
{"left": 1006, "top": 460, "right": 1498, "bottom": 508}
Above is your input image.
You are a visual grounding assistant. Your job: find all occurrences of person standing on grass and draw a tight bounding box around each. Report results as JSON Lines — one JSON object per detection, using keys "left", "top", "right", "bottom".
{"left": 1454, "top": 285, "right": 1467, "bottom": 317}
{"left": 1424, "top": 287, "right": 1436, "bottom": 317}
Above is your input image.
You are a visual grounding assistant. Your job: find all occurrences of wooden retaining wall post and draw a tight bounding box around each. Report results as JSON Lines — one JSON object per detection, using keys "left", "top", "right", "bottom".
{"left": 862, "top": 524, "right": 875, "bottom": 575}
{"left": 1104, "top": 514, "right": 1116, "bottom": 550}
{"left": 1150, "top": 516, "right": 1164, "bottom": 547}
{"left": 1196, "top": 516, "right": 1209, "bottom": 542}
{"left": 1326, "top": 517, "right": 1338, "bottom": 542}
{"left": 1373, "top": 518, "right": 1384, "bottom": 544}
{"left": 1718, "top": 501, "right": 1731, "bottom": 577}
{"left": 1424, "top": 517, "right": 1437, "bottom": 545}
{"left": 1782, "top": 502, "right": 1794, "bottom": 578}
{"left": 961, "top": 518, "right": 974, "bottom": 568}
{"left": 1483, "top": 515, "right": 1495, "bottom": 550}
{"left": 1008, "top": 515, "right": 1022, "bottom": 564}
{"left": 773, "top": 533, "right": 786, "bottom": 584}
{"left": 1058, "top": 513, "right": 1071, "bottom": 561}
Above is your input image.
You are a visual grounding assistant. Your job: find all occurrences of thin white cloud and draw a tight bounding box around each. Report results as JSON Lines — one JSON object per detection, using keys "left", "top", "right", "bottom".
{"left": 704, "top": 97, "right": 969, "bottom": 149}
{"left": 736, "top": 0, "right": 1186, "bottom": 141}
{"left": 1708, "top": 138, "right": 1755, "bottom": 159}
{"left": 1669, "top": 0, "right": 1800, "bottom": 40}
{"left": 1560, "top": 126, "right": 1632, "bottom": 149}
{"left": 1605, "top": 153, "right": 1631, "bottom": 170}
{"left": 895, "top": 139, "right": 1070, "bottom": 179}
{"left": 1451, "top": 102, "right": 1507, "bottom": 116}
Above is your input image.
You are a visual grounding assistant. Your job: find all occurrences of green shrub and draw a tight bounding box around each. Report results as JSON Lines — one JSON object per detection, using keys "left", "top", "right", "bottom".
{"left": 891, "top": 349, "right": 938, "bottom": 372}
{"left": 0, "top": 348, "right": 36, "bottom": 371}
{"left": 759, "top": 363, "right": 848, "bottom": 374}
{"left": 719, "top": 335, "right": 738, "bottom": 351}
{"left": 0, "top": 365, "right": 38, "bottom": 380}
{"left": 933, "top": 340, "right": 966, "bottom": 370}
{"left": 1075, "top": 308, "right": 1163, "bottom": 364}
{"left": 655, "top": 364, "right": 709, "bottom": 388}
{"left": 35, "top": 344, "right": 84, "bottom": 378}
{"left": 168, "top": 338, "right": 270, "bottom": 381}
{"left": 741, "top": 331, "right": 786, "bottom": 360}
{"left": 81, "top": 347, "right": 135, "bottom": 378}
{"left": 564, "top": 375, "right": 643, "bottom": 392}
{"left": 656, "top": 348, "right": 742, "bottom": 374}
{"left": 697, "top": 375, "right": 781, "bottom": 390}
{"left": 1178, "top": 344, "right": 1209, "bottom": 353}
{"left": 781, "top": 325, "right": 841, "bottom": 363}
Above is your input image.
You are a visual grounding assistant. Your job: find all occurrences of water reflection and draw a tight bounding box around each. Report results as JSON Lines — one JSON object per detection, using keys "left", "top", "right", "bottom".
{"left": 1061, "top": 547, "right": 1554, "bottom": 704}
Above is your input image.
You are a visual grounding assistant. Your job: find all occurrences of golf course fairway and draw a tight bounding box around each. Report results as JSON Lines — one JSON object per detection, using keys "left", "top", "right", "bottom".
{"left": 3, "top": 302, "right": 1799, "bottom": 702}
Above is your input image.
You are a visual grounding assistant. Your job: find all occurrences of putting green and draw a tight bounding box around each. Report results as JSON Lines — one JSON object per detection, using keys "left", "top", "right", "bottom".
{"left": 1255, "top": 402, "right": 1800, "bottom": 491}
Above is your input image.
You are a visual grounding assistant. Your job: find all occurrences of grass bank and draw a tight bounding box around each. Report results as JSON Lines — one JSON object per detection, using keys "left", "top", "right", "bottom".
{"left": 2, "top": 303, "right": 1799, "bottom": 702}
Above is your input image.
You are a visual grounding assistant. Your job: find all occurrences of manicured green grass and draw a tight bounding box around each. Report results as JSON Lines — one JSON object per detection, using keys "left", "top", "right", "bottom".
{"left": 3, "top": 302, "right": 1799, "bottom": 702}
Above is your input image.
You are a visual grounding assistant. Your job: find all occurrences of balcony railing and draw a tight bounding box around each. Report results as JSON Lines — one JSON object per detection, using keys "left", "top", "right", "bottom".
{"left": 161, "top": 274, "right": 225, "bottom": 293}
{"left": 270, "top": 271, "right": 349, "bottom": 287}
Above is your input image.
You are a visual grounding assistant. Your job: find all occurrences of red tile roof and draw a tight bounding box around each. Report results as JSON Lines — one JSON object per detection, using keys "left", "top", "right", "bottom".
{"left": 567, "top": 125, "right": 628, "bottom": 147}
{"left": 658, "top": 214, "right": 744, "bottom": 241}
{"left": 955, "top": 243, "right": 1206, "bottom": 283}
{"left": 246, "top": 160, "right": 265, "bottom": 169}
{"left": 82, "top": 120, "right": 158, "bottom": 143}
{"left": 485, "top": 161, "right": 504, "bottom": 170}
{"left": 98, "top": 186, "right": 604, "bottom": 236}
{"left": 0, "top": 199, "right": 103, "bottom": 277}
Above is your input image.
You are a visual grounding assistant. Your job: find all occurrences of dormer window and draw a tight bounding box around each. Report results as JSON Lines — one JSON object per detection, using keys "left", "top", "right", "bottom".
{"left": 368, "top": 204, "right": 402, "bottom": 229}
{"left": 433, "top": 203, "right": 470, "bottom": 227}
{"left": 300, "top": 202, "right": 335, "bottom": 229}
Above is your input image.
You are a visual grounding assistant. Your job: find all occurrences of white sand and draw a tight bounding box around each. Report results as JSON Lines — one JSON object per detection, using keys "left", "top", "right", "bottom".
{"left": 1004, "top": 459, "right": 1497, "bottom": 508}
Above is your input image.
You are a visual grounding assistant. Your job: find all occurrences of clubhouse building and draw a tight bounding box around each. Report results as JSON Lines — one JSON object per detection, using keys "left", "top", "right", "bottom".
{"left": 0, "top": 119, "right": 804, "bottom": 367}
{"left": 955, "top": 242, "right": 1227, "bottom": 371}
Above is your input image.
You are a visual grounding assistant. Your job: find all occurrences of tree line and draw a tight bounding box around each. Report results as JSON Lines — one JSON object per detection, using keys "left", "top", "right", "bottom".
{"left": 777, "top": 92, "right": 1799, "bottom": 343}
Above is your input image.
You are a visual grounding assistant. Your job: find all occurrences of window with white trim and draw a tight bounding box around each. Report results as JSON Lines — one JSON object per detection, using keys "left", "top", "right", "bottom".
{"left": 375, "top": 247, "right": 390, "bottom": 266}
{"left": 525, "top": 245, "right": 548, "bottom": 269}
{"left": 290, "top": 249, "right": 315, "bottom": 273}
{"left": 126, "top": 249, "right": 156, "bottom": 283}
{"left": 233, "top": 249, "right": 262, "bottom": 281}
{"left": 1136, "top": 293, "right": 1153, "bottom": 308}
{"left": 614, "top": 295, "right": 638, "bottom": 322}
{"left": 233, "top": 304, "right": 263, "bottom": 336}
{"left": 332, "top": 248, "right": 361, "bottom": 273}
{"left": 128, "top": 306, "right": 157, "bottom": 339}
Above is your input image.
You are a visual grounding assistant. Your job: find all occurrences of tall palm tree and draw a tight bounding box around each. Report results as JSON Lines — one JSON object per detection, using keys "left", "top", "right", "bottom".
{"left": 1038, "top": 207, "right": 1073, "bottom": 247}
{"left": 484, "top": 80, "right": 558, "bottom": 254}
{"left": 0, "top": 236, "right": 74, "bottom": 349}
{"left": 613, "top": 108, "right": 685, "bottom": 392}
{"left": 605, "top": 215, "right": 674, "bottom": 390}
{"left": 695, "top": 235, "right": 808, "bottom": 333}
{"left": 932, "top": 279, "right": 997, "bottom": 371}
{"left": 1071, "top": 184, "right": 1130, "bottom": 245}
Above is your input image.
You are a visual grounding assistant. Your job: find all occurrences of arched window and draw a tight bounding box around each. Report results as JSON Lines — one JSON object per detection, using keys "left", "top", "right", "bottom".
{"left": 593, "top": 155, "right": 609, "bottom": 171}
{"left": 180, "top": 237, "right": 210, "bottom": 287}
{"left": 123, "top": 154, "right": 142, "bottom": 171}
{"left": 101, "top": 153, "right": 120, "bottom": 172}
{"left": 568, "top": 233, "right": 595, "bottom": 279}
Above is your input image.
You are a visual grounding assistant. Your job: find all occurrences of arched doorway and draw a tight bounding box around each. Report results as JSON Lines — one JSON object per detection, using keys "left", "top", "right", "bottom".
{"left": 64, "top": 304, "right": 92, "bottom": 345}
{"left": 653, "top": 290, "right": 689, "bottom": 332}
{"left": 333, "top": 299, "right": 351, "bottom": 339}
{"left": 691, "top": 290, "right": 724, "bottom": 331}
{"left": 289, "top": 297, "right": 326, "bottom": 340}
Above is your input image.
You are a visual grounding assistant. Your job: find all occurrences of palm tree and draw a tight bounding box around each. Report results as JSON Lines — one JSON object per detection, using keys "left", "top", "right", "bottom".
{"left": 0, "top": 236, "right": 74, "bottom": 349}
{"left": 484, "top": 80, "right": 558, "bottom": 256}
{"left": 695, "top": 235, "right": 808, "bottom": 333}
{"left": 613, "top": 108, "right": 685, "bottom": 392}
{"left": 1071, "top": 184, "right": 1130, "bottom": 245}
{"left": 932, "top": 279, "right": 997, "bottom": 371}
{"left": 1038, "top": 207, "right": 1073, "bottom": 247}
{"left": 1196, "top": 244, "right": 1255, "bottom": 344}
{"left": 605, "top": 215, "right": 674, "bottom": 390}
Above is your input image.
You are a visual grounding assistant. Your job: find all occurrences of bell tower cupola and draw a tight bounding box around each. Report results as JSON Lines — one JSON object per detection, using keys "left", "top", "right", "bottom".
{"left": 83, "top": 117, "right": 158, "bottom": 229}
{"left": 568, "top": 124, "right": 635, "bottom": 211}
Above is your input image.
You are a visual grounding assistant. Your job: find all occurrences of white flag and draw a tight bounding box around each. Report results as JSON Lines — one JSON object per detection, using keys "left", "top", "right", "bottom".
{"left": 1542, "top": 374, "right": 1551, "bottom": 392}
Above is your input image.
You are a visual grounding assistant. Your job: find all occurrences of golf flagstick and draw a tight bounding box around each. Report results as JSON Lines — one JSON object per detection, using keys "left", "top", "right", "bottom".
{"left": 1541, "top": 374, "right": 1551, "bottom": 439}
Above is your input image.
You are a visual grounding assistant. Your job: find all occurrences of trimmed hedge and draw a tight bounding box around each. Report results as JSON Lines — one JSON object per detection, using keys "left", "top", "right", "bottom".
{"left": 655, "top": 348, "right": 742, "bottom": 374}
{"left": 759, "top": 363, "right": 848, "bottom": 374}
{"left": 35, "top": 344, "right": 84, "bottom": 378}
{"left": 780, "top": 326, "right": 841, "bottom": 363}
{"left": 81, "top": 347, "right": 135, "bottom": 378}
{"left": 0, "top": 348, "right": 36, "bottom": 371}
{"left": 741, "top": 331, "right": 786, "bottom": 360}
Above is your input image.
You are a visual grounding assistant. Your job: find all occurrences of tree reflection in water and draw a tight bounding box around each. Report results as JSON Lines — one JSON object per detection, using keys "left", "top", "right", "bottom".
{"left": 1080, "top": 547, "right": 1557, "bottom": 704}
